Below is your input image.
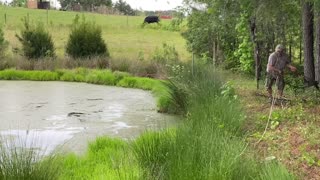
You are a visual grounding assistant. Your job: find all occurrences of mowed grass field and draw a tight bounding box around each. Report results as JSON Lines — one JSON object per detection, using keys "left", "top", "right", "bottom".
{"left": 0, "top": 6, "right": 190, "bottom": 60}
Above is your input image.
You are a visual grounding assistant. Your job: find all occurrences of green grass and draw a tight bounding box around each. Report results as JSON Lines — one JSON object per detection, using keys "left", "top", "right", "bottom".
{"left": 0, "top": 68, "right": 176, "bottom": 113}
{"left": 132, "top": 129, "right": 176, "bottom": 179}
{"left": 0, "top": 6, "right": 190, "bottom": 60}
{"left": 130, "top": 66, "right": 294, "bottom": 179}
{"left": 0, "top": 140, "right": 62, "bottom": 180}
{"left": 0, "top": 69, "right": 60, "bottom": 80}
{"left": 60, "top": 137, "right": 141, "bottom": 180}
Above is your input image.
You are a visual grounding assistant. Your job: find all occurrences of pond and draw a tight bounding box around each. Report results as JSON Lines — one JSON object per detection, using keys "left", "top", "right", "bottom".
{"left": 0, "top": 81, "right": 176, "bottom": 154}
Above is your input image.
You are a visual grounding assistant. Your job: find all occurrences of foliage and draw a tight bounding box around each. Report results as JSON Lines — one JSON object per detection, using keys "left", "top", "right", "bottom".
{"left": 10, "top": 0, "right": 25, "bottom": 7}
{"left": 66, "top": 15, "right": 109, "bottom": 59}
{"left": 220, "top": 81, "right": 238, "bottom": 100}
{"left": 58, "top": 0, "right": 112, "bottom": 10}
{"left": 16, "top": 17, "right": 55, "bottom": 59}
{"left": 183, "top": 0, "right": 301, "bottom": 75}
{"left": 142, "top": 22, "right": 185, "bottom": 32}
{"left": 234, "top": 12, "right": 254, "bottom": 74}
{"left": 285, "top": 73, "right": 305, "bottom": 95}
{"left": 114, "top": 0, "right": 135, "bottom": 15}
{"left": 0, "top": 26, "right": 8, "bottom": 57}
{"left": 151, "top": 43, "right": 179, "bottom": 64}
{"left": 182, "top": 10, "right": 211, "bottom": 56}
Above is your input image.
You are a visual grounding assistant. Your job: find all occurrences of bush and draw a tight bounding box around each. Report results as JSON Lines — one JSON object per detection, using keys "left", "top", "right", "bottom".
{"left": 16, "top": 17, "right": 55, "bottom": 59}
{"left": 66, "top": 15, "right": 109, "bottom": 59}
{"left": 151, "top": 43, "right": 179, "bottom": 64}
{"left": 0, "top": 26, "right": 8, "bottom": 57}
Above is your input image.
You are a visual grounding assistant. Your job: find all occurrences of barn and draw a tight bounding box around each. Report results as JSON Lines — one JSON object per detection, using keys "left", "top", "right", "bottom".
{"left": 27, "top": 0, "right": 51, "bottom": 9}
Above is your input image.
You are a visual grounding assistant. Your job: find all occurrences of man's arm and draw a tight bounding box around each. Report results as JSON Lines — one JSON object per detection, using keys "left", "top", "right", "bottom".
{"left": 268, "top": 64, "right": 282, "bottom": 74}
{"left": 287, "top": 64, "right": 297, "bottom": 72}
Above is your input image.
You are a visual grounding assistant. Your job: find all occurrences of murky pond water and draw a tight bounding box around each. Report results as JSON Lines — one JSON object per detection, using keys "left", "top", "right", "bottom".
{"left": 0, "top": 81, "right": 176, "bottom": 154}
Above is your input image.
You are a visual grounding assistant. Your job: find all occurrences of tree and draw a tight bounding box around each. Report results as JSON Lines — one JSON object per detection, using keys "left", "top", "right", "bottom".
{"left": 10, "top": 0, "right": 26, "bottom": 7}
{"left": 66, "top": 15, "right": 109, "bottom": 58}
{"left": 58, "top": 0, "right": 112, "bottom": 10}
{"left": 315, "top": 1, "right": 320, "bottom": 84}
{"left": 79, "top": 0, "right": 112, "bottom": 11}
{"left": 182, "top": 0, "right": 300, "bottom": 77}
{"left": 16, "top": 18, "right": 55, "bottom": 59}
{"left": 114, "top": 0, "right": 134, "bottom": 15}
{"left": 302, "top": 0, "right": 315, "bottom": 86}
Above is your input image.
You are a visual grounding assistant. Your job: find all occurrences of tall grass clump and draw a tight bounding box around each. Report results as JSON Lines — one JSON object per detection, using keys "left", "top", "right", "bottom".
{"left": 132, "top": 65, "right": 294, "bottom": 179}
{"left": 61, "top": 137, "right": 141, "bottom": 179}
{"left": 66, "top": 15, "right": 109, "bottom": 59}
{"left": 0, "top": 139, "right": 62, "bottom": 180}
{"left": 152, "top": 80, "right": 188, "bottom": 114}
{"left": 16, "top": 17, "right": 55, "bottom": 59}
{"left": 133, "top": 130, "right": 176, "bottom": 179}
{"left": 166, "top": 68, "right": 294, "bottom": 179}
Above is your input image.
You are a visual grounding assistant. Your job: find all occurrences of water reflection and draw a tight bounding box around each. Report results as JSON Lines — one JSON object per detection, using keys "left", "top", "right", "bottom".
{"left": 0, "top": 128, "right": 83, "bottom": 155}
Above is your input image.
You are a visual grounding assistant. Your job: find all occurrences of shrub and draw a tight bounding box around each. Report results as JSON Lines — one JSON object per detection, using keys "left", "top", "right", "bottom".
{"left": 66, "top": 15, "right": 109, "bottom": 59}
{"left": 0, "top": 26, "right": 8, "bottom": 57}
{"left": 16, "top": 17, "right": 55, "bottom": 59}
{"left": 151, "top": 43, "right": 179, "bottom": 64}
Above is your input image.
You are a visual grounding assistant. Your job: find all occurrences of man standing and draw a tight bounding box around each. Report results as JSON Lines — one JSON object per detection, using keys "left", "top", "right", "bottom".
{"left": 266, "top": 44, "right": 297, "bottom": 100}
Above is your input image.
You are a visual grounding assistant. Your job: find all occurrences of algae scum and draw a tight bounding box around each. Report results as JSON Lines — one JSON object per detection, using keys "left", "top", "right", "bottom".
{"left": 0, "top": 81, "right": 175, "bottom": 154}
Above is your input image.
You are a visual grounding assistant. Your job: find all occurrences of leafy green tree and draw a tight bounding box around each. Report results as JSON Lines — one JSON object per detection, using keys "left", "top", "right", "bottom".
{"left": 58, "top": 0, "right": 112, "bottom": 10}
{"left": 234, "top": 11, "right": 254, "bottom": 74}
{"left": 16, "top": 18, "right": 55, "bottom": 59}
{"left": 79, "top": 0, "right": 112, "bottom": 11}
{"left": 66, "top": 15, "right": 109, "bottom": 58}
{"left": 183, "top": 0, "right": 300, "bottom": 84}
{"left": 114, "top": 0, "right": 134, "bottom": 15}
{"left": 10, "top": 0, "right": 26, "bottom": 7}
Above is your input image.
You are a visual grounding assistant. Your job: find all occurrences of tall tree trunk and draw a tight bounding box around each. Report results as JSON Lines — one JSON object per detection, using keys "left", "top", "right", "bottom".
{"left": 250, "top": 17, "right": 261, "bottom": 89}
{"left": 299, "top": 32, "right": 302, "bottom": 64}
{"left": 316, "top": 4, "right": 320, "bottom": 85}
{"left": 289, "top": 33, "right": 293, "bottom": 62}
{"left": 303, "top": 1, "right": 315, "bottom": 86}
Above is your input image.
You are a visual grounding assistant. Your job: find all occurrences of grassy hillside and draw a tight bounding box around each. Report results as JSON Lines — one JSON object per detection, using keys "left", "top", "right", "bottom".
{"left": 0, "top": 6, "right": 190, "bottom": 60}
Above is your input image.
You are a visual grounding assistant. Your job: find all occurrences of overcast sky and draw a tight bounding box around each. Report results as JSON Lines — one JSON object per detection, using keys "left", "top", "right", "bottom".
{"left": 0, "top": 0, "right": 184, "bottom": 11}
{"left": 115, "top": 0, "right": 184, "bottom": 11}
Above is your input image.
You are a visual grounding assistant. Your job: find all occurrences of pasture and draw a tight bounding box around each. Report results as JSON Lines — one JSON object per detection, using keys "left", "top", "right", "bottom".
{"left": 0, "top": 6, "right": 190, "bottom": 60}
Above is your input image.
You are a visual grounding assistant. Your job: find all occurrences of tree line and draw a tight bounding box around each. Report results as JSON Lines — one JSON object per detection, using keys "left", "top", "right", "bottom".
{"left": 5, "top": 0, "right": 135, "bottom": 15}
{"left": 183, "top": 0, "right": 320, "bottom": 89}
{"left": 58, "top": 0, "right": 135, "bottom": 15}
